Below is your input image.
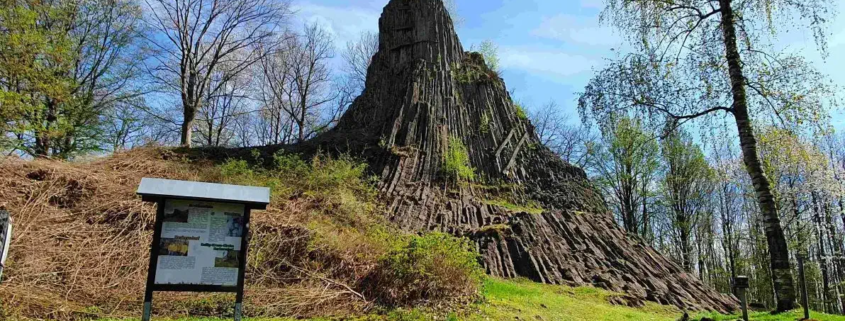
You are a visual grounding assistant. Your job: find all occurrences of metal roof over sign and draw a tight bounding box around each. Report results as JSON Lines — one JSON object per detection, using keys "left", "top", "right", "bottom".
{"left": 137, "top": 178, "right": 270, "bottom": 208}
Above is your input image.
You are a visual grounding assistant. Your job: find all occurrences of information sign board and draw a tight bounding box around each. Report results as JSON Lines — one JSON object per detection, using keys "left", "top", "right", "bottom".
{"left": 137, "top": 178, "right": 269, "bottom": 321}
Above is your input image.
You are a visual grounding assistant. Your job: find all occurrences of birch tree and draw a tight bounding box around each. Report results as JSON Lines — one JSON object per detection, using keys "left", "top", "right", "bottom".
{"left": 579, "top": 0, "right": 838, "bottom": 311}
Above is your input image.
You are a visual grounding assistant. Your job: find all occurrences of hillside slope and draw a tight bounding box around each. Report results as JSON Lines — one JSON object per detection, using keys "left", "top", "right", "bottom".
{"left": 301, "top": 0, "right": 735, "bottom": 312}
{"left": 0, "top": 149, "right": 394, "bottom": 319}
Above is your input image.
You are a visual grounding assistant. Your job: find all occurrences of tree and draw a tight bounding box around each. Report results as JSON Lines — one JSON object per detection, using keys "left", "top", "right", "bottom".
{"left": 590, "top": 116, "right": 660, "bottom": 237}
{"left": 143, "top": 0, "right": 290, "bottom": 147}
{"left": 529, "top": 100, "right": 595, "bottom": 168}
{"left": 0, "top": 1, "right": 73, "bottom": 155}
{"left": 101, "top": 99, "right": 148, "bottom": 151}
{"left": 581, "top": 0, "right": 838, "bottom": 311}
{"left": 758, "top": 127, "right": 844, "bottom": 313}
{"left": 258, "top": 23, "right": 335, "bottom": 143}
{"left": 709, "top": 133, "right": 744, "bottom": 295}
{"left": 342, "top": 31, "right": 379, "bottom": 94}
{"left": 660, "top": 130, "right": 713, "bottom": 272}
{"left": 1, "top": 0, "right": 144, "bottom": 158}
{"left": 194, "top": 68, "right": 250, "bottom": 147}
{"left": 475, "top": 39, "right": 499, "bottom": 74}
{"left": 443, "top": 0, "right": 464, "bottom": 27}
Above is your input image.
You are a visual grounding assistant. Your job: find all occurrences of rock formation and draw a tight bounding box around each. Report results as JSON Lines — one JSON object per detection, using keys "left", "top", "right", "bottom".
{"left": 311, "top": 0, "right": 737, "bottom": 312}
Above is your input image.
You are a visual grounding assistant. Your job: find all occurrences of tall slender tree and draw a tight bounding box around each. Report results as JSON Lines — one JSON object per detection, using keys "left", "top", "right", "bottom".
{"left": 580, "top": 0, "right": 838, "bottom": 311}
{"left": 590, "top": 116, "right": 660, "bottom": 236}
{"left": 660, "top": 129, "right": 713, "bottom": 272}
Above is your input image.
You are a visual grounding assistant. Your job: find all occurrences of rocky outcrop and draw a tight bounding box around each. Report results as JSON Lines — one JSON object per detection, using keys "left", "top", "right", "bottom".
{"left": 311, "top": 0, "right": 737, "bottom": 312}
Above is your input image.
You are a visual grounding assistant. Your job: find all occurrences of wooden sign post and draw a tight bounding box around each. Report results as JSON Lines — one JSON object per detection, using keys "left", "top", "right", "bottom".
{"left": 137, "top": 178, "right": 270, "bottom": 321}
{"left": 0, "top": 210, "right": 11, "bottom": 283}
{"left": 798, "top": 254, "right": 810, "bottom": 320}
{"left": 734, "top": 275, "right": 749, "bottom": 321}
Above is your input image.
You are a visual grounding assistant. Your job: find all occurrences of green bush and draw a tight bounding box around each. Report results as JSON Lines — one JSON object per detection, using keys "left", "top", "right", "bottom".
{"left": 219, "top": 158, "right": 254, "bottom": 178}
{"left": 362, "top": 232, "right": 484, "bottom": 306}
{"left": 479, "top": 113, "right": 490, "bottom": 133}
{"left": 443, "top": 137, "right": 476, "bottom": 181}
{"left": 514, "top": 102, "right": 528, "bottom": 120}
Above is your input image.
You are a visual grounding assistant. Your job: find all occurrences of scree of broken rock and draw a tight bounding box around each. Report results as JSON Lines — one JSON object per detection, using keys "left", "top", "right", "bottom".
{"left": 309, "top": 0, "right": 737, "bottom": 312}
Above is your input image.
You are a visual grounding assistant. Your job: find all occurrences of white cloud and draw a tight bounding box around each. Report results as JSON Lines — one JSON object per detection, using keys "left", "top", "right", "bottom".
{"left": 500, "top": 47, "right": 599, "bottom": 78}
{"left": 531, "top": 14, "right": 619, "bottom": 46}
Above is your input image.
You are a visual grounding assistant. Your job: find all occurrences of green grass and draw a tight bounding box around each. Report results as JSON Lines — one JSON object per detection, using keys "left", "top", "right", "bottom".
{"left": 74, "top": 279, "right": 845, "bottom": 321}
{"left": 696, "top": 309, "right": 845, "bottom": 321}
{"left": 468, "top": 278, "right": 680, "bottom": 321}
{"left": 482, "top": 199, "right": 544, "bottom": 214}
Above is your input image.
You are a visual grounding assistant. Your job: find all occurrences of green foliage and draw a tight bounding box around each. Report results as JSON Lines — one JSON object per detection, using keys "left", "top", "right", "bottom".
{"left": 479, "top": 113, "right": 491, "bottom": 134}
{"left": 443, "top": 136, "right": 476, "bottom": 181}
{"left": 659, "top": 130, "right": 713, "bottom": 270}
{"left": 0, "top": 3, "right": 75, "bottom": 155}
{"left": 452, "top": 62, "right": 488, "bottom": 84}
{"left": 219, "top": 159, "right": 254, "bottom": 178}
{"left": 0, "top": 0, "right": 143, "bottom": 158}
{"left": 482, "top": 199, "right": 544, "bottom": 215}
{"left": 364, "top": 232, "right": 484, "bottom": 306}
{"left": 476, "top": 40, "right": 500, "bottom": 73}
{"left": 514, "top": 102, "right": 528, "bottom": 120}
{"left": 451, "top": 51, "right": 498, "bottom": 84}
{"left": 590, "top": 116, "right": 659, "bottom": 236}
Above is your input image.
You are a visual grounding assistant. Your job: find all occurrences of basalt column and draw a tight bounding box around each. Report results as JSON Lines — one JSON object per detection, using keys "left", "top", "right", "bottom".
{"left": 312, "top": 0, "right": 737, "bottom": 312}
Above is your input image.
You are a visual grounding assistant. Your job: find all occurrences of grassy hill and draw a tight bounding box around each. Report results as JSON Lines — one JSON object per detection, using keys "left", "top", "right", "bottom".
{"left": 1, "top": 148, "right": 842, "bottom": 321}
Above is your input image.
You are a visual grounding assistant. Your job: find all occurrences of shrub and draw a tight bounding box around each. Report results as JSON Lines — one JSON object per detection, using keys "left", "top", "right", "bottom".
{"left": 514, "top": 102, "right": 528, "bottom": 120}
{"left": 479, "top": 113, "right": 490, "bottom": 133}
{"left": 362, "top": 232, "right": 484, "bottom": 306}
{"left": 219, "top": 158, "right": 254, "bottom": 178}
{"left": 443, "top": 137, "right": 476, "bottom": 181}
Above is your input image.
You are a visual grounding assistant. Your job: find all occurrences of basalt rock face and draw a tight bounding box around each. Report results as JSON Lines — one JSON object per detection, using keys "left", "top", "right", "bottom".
{"left": 314, "top": 0, "right": 737, "bottom": 312}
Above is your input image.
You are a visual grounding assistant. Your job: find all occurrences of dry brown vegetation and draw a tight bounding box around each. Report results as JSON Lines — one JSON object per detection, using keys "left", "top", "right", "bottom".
{"left": 0, "top": 148, "right": 482, "bottom": 320}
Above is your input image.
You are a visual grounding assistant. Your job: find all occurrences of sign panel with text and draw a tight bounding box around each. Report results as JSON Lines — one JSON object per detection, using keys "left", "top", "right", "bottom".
{"left": 155, "top": 199, "right": 245, "bottom": 286}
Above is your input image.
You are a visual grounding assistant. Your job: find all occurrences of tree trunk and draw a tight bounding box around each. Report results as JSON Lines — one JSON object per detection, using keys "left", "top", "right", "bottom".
{"left": 680, "top": 217, "right": 692, "bottom": 272}
{"left": 719, "top": 0, "right": 796, "bottom": 311}
{"left": 181, "top": 104, "right": 196, "bottom": 147}
{"left": 813, "top": 192, "right": 832, "bottom": 312}
{"left": 824, "top": 202, "right": 845, "bottom": 314}
{"left": 642, "top": 183, "right": 650, "bottom": 242}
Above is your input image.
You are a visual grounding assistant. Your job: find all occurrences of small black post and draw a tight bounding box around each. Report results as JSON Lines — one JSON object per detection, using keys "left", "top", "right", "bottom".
{"left": 142, "top": 200, "right": 166, "bottom": 321}
{"left": 734, "top": 276, "right": 749, "bottom": 321}
{"left": 233, "top": 208, "right": 251, "bottom": 321}
{"left": 798, "top": 254, "right": 810, "bottom": 320}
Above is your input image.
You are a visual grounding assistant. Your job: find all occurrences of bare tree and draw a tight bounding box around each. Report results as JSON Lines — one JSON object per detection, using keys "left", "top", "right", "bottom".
{"left": 142, "top": 0, "right": 290, "bottom": 147}
{"left": 258, "top": 33, "right": 297, "bottom": 145}
{"left": 194, "top": 69, "right": 250, "bottom": 147}
{"left": 528, "top": 101, "right": 595, "bottom": 168}
{"left": 342, "top": 31, "right": 379, "bottom": 94}
{"left": 101, "top": 100, "right": 147, "bottom": 152}
{"left": 259, "top": 23, "right": 334, "bottom": 144}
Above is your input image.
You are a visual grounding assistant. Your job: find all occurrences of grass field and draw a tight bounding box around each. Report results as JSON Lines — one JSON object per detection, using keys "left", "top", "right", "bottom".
{"left": 87, "top": 278, "right": 845, "bottom": 321}
{"left": 90, "top": 278, "right": 845, "bottom": 321}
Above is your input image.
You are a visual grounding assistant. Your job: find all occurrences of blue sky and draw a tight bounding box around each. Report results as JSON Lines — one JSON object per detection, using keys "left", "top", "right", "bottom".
{"left": 291, "top": 0, "right": 845, "bottom": 128}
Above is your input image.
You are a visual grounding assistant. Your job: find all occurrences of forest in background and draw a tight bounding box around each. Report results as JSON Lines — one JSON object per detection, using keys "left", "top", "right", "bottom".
{"left": 2, "top": 0, "right": 845, "bottom": 315}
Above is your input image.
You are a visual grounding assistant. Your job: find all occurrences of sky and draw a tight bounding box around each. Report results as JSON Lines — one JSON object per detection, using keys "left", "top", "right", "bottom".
{"left": 290, "top": 0, "right": 845, "bottom": 129}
